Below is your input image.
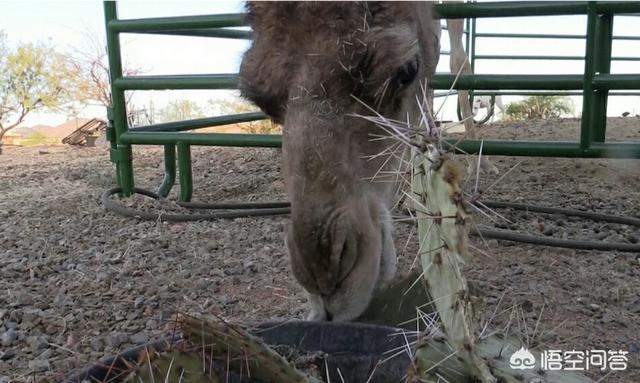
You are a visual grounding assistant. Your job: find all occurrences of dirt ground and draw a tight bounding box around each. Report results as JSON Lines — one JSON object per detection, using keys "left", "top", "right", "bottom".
{"left": 0, "top": 117, "right": 639, "bottom": 382}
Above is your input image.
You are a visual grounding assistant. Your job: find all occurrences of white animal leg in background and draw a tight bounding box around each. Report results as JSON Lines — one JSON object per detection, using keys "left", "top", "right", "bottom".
{"left": 446, "top": 19, "right": 499, "bottom": 175}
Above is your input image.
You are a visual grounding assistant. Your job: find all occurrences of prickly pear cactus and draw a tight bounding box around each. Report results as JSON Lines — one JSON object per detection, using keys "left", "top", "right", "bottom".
{"left": 179, "top": 314, "right": 321, "bottom": 383}
{"left": 411, "top": 144, "right": 497, "bottom": 383}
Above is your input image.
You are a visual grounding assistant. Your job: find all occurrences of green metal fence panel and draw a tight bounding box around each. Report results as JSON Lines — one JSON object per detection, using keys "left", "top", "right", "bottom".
{"left": 104, "top": 1, "right": 134, "bottom": 196}
{"left": 119, "top": 131, "right": 283, "bottom": 147}
{"left": 103, "top": 1, "right": 640, "bottom": 199}
{"left": 132, "top": 112, "right": 266, "bottom": 132}
{"left": 114, "top": 74, "right": 238, "bottom": 90}
{"left": 108, "top": 13, "right": 246, "bottom": 32}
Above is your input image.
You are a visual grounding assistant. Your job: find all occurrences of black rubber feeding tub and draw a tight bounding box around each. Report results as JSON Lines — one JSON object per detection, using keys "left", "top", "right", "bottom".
{"left": 67, "top": 321, "right": 414, "bottom": 383}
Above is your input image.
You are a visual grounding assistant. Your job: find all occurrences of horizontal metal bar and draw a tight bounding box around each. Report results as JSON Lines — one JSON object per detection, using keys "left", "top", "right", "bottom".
{"left": 131, "top": 112, "right": 266, "bottom": 132}
{"left": 108, "top": 13, "right": 246, "bottom": 33}
{"left": 475, "top": 32, "right": 640, "bottom": 42}
{"left": 471, "top": 90, "right": 640, "bottom": 96}
{"left": 611, "top": 56, "right": 640, "bottom": 61}
{"left": 436, "top": 1, "right": 640, "bottom": 18}
{"left": 608, "top": 91, "right": 640, "bottom": 96}
{"left": 115, "top": 72, "right": 640, "bottom": 93}
{"left": 120, "top": 131, "right": 282, "bottom": 147}
{"left": 114, "top": 74, "right": 238, "bottom": 90}
{"left": 592, "top": 74, "right": 640, "bottom": 90}
{"left": 142, "top": 28, "right": 252, "bottom": 39}
{"left": 435, "top": 2, "right": 589, "bottom": 18}
{"left": 476, "top": 32, "right": 585, "bottom": 39}
{"left": 447, "top": 139, "right": 640, "bottom": 158}
{"left": 475, "top": 32, "right": 640, "bottom": 41}
{"left": 613, "top": 34, "right": 640, "bottom": 40}
{"left": 119, "top": 132, "right": 640, "bottom": 159}
{"left": 431, "top": 74, "right": 584, "bottom": 90}
{"left": 596, "top": 2, "right": 640, "bottom": 14}
{"left": 473, "top": 91, "right": 583, "bottom": 96}
{"left": 434, "top": 74, "right": 640, "bottom": 91}
{"left": 475, "top": 55, "right": 640, "bottom": 61}
{"left": 475, "top": 54, "right": 585, "bottom": 61}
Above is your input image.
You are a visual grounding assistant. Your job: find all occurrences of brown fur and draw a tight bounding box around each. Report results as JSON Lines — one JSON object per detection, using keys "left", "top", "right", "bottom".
{"left": 240, "top": 2, "right": 440, "bottom": 321}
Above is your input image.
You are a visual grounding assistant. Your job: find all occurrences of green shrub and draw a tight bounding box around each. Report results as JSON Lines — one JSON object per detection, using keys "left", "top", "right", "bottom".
{"left": 21, "top": 131, "right": 58, "bottom": 146}
{"left": 504, "top": 95, "right": 574, "bottom": 121}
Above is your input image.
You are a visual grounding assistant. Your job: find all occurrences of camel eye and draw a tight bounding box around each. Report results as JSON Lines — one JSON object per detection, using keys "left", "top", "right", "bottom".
{"left": 395, "top": 57, "right": 419, "bottom": 88}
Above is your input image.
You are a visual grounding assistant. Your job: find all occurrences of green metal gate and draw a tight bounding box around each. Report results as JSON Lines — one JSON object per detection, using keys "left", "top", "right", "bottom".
{"left": 103, "top": 1, "right": 640, "bottom": 202}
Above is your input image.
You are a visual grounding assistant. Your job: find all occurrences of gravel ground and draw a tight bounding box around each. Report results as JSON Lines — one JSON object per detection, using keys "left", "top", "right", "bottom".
{"left": 0, "top": 117, "right": 639, "bottom": 382}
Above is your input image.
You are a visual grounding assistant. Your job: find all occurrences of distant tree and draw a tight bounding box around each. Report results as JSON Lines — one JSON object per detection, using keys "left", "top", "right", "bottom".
{"left": 211, "top": 99, "right": 281, "bottom": 134}
{"left": 504, "top": 95, "right": 574, "bottom": 122}
{"left": 0, "top": 32, "right": 79, "bottom": 152}
{"left": 158, "top": 100, "right": 206, "bottom": 123}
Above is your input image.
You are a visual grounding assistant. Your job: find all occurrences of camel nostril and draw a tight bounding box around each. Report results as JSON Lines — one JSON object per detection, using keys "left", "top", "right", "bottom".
{"left": 325, "top": 310, "right": 333, "bottom": 321}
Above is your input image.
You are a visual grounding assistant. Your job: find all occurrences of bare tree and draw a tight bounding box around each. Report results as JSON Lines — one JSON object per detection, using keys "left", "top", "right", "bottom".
{"left": 70, "top": 28, "right": 142, "bottom": 122}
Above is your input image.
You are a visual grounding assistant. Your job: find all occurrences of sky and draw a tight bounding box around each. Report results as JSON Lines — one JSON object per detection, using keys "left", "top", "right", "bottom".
{"left": 1, "top": 0, "right": 639, "bottom": 128}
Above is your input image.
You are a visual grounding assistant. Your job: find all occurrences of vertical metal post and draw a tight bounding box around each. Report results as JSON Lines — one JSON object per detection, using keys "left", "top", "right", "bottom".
{"left": 470, "top": 16, "right": 477, "bottom": 74}
{"left": 105, "top": 106, "right": 122, "bottom": 189}
{"left": 104, "top": 1, "right": 134, "bottom": 196}
{"left": 579, "top": 2, "right": 598, "bottom": 151}
{"left": 468, "top": 16, "right": 477, "bottom": 114}
{"left": 177, "top": 142, "right": 193, "bottom": 202}
{"left": 157, "top": 144, "right": 176, "bottom": 198}
{"left": 589, "top": 13, "right": 613, "bottom": 142}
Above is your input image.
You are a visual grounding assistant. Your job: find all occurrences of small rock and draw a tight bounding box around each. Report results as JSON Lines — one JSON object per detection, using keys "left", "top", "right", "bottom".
{"left": 134, "top": 296, "right": 145, "bottom": 309}
{"left": 107, "top": 332, "right": 126, "bottom": 349}
{"left": 195, "top": 278, "right": 210, "bottom": 290}
{"left": 28, "top": 358, "right": 50, "bottom": 372}
{"left": 616, "top": 335, "right": 629, "bottom": 343}
{"left": 130, "top": 331, "right": 149, "bottom": 344}
{"left": 90, "top": 337, "right": 103, "bottom": 352}
{"left": 66, "top": 332, "right": 80, "bottom": 348}
{"left": 44, "top": 324, "right": 58, "bottom": 335}
{"left": 36, "top": 348, "right": 53, "bottom": 360}
{"left": 589, "top": 303, "right": 601, "bottom": 311}
{"left": 1, "top": 329, "right": 18, "bottom": 346}
{"left": 145, "top": 319, "right": 158, "bottom": 329}
{"left": 9, "top": 309, "right": 22, "bottom": 322}
{"left": 243, "top": 260, "right": 258, "bottom": 273}
{"left": 542, "top": 227, "right": 555, "bottom": 236}
{"left": 0, "top": 349, "right": 16, "bottom": 360}
{"left": 495, "top": 222, "right": 509, "bottom": 230}
{"left": 629, "top": 343, "right": 639, "bottom": 353}
{"left": 27, "top": 335, "right": 48, "bottom": 352}
{"left": 54, "top": 292, "right": 73, "bottom": 308}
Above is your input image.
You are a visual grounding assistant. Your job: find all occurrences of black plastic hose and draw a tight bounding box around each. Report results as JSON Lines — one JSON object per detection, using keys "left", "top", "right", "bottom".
{"left": 102, "top": 187, "right": 640, "bottom": 253}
